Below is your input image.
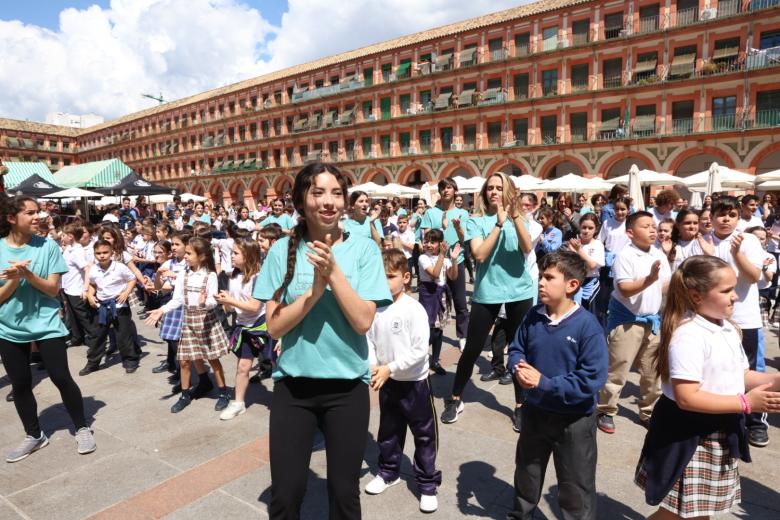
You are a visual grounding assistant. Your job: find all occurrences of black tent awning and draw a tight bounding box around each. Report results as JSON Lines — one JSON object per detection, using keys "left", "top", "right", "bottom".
{"left": 95, "top": 171, "right": 176, "bottom": 196}
{"left": 11, "top": 174, "right": 63, "bottom": 197}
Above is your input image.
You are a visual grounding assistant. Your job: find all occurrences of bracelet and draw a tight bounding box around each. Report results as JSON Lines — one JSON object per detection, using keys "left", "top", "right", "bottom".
{"left": 738, "top": 393, "right": 752, "bottom": 415}
{"left": 495, "top": 220, "right": 504, "bottom": 228}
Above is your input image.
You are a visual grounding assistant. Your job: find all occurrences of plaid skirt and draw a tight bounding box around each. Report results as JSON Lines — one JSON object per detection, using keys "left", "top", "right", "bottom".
{"left": 177, "top": 306, "right": 229, "bottom": 361}
{"left": 635, "top": 431, "right": 741, "bottom": 518}
{"left": 159, "top": 306, "right": 183, "bottom": 341}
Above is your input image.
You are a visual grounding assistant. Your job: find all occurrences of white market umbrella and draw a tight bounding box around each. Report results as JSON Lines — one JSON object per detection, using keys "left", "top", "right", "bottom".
{"left": 755, "top": 168, "right": 780, "bottom": 184}
{"left": 178, "top": 192, "right": 207, "bottom": 202}
{"left": 44, "top": 187, "right": 104, "bottom": 199}
{"left": 683, "top": 163, "right": 755, "bottom": 192}
{"left": 610, "top": 168, "right": 683, "bottom": 187}
{"left": 419, "top": 182, "right": 437, "bottom": 206}
{"left": 348, "top": 182, "right": 383, "bottom": 195}
{"left": 511, "top": 175, "right": 544, "bottom": 191}
{"left": 754, "top": 179, "right": 780, "bottom": 190}
{"left": 689, "top": 191, "right": 703, "bottom": 209}
{"left": 541, "top": 173, "right": 613, "bottom": 192}
{"left": 451, "top": 175, "right": 484, "bottom": 194}
{"left": 359, "top": 183, "right": 420, "bottom": 198}
{"left": 627, "top": 164, "right": 645, "bottom": 211}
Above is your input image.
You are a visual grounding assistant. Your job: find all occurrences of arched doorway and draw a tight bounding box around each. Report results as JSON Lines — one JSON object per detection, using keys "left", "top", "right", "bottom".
{"left": 754, "top": 149, "right": 780, "bottom": 174}
{"left": 546, "top": 160, "right": 582, "bottom": 179}
{"left": 228, "top": 180, "right": 246, "bottom": 207}
{"left": 673, "top": 153, "right": 726, "bottom": 177}
{"left": 605, "top": 157, "right": 650, "bottom": 179}
{"left": 368, "top": 170, "right": 389, "bottom": 185}
{"left": 209, "top": 182, "right": 224, "bottom": 206}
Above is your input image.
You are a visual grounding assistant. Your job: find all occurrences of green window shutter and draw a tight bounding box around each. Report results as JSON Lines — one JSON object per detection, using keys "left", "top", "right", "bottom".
{"left": 400, "top": 132, "right": 411, "bottom": 148}
{"left": 363, "top": 67, "right": 373, "bottom": 86}
{"left": 381, "top": 97, "right": 392, "bottom": 120}
{"left": 362, "top": 137, "right": 372, "bottom": 155}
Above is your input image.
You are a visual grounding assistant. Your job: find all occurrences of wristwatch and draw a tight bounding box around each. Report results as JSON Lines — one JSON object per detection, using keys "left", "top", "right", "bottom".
{"left": 495, "top": 220, "right": 503, "bottom": 228}
{"left": 762, "top": 264, "right": 769, "bottom": 273}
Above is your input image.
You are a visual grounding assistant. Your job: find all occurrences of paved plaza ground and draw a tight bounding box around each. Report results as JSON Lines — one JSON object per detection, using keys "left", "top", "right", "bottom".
{"left": 1, "top": 290, "right": 779, "bottom": 519}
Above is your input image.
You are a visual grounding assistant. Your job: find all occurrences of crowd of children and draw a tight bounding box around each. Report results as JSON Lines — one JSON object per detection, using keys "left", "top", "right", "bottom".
{"left": 2, "top": 170, "right": 780, "bottom": 520}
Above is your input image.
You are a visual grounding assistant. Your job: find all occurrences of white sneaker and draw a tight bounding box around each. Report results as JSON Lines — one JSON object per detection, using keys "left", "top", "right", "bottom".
{"left": 458, "top": 338, "right": 466, "bottom": 352}
{"left": 364, "top": 475, "right": 400, "bottom": 495}
{"left": 219, "top": 401, "right": 246, "bottom": 421}
{"left": 420, "top": 494, "right": 438, "bottom": 513}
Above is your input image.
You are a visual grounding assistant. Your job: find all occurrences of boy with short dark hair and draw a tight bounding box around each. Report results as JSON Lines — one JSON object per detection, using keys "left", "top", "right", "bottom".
{"left": 507, "top": 250, "right": 608, "bottom": 520}
{"left": 597, "top": 211, "right": 670, "bottom": 434}
{"left": 736, "top": 194, "right": 763, "bottom": 232}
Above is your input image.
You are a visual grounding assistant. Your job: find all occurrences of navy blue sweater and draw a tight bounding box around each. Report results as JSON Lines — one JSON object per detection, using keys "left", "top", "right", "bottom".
{"left": 508, "top": 304, "right": 608, "bottom": 415}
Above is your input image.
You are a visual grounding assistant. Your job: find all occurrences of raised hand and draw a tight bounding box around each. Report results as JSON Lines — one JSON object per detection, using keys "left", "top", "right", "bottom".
{"left": 730, "top": 233, "right": 744, "bottom": 257}
{"left": 647, "top": 260, "right": 661, "bottom": 283}
{"left": 306, "top": 234, "right": 337, "bottom": 280}
{"left": 568, "top": 238, "right": 582, "bottom": 251}
{"left": 440, "top": 241, "right": 450, "bottom": 257}
{"left": 697, "top": 233, "right": 715, "bottom": 256}
{"left": 450, "top": 243, "right": 462, "bottom": 262}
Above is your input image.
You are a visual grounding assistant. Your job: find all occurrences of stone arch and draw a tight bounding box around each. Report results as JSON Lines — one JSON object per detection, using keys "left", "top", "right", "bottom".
{"left": 361, "top": 167, "right": 391, "bottom": 185}
{"left": 598, "top": 151, "right": 658, "bottom": 178}
{"left": 537, "top": 155, "right": 589, "bottom": 179}
{"left": 750, "top": 142, "right": 780, "bottom": 174}
{"left": 249, "top": 176, "right": 270, "bottom": 202}
{"left": 667, "top": 146, "right": 736, "bottom": 177}
{"left": 484, "top": 157, "right": 531, "bottom": 177}
{"left": 439, "top": 160, "right": 478, "bottom": 179}
{"left": 227, "top": 179, "right": 246, "bottom": 206}
{"left": 339, "top": 169, "right": 357, "bottom": 187}
{"left": 273, "top": 175, "right": 294, "bottom": 196}
{"left": 209, "top": 181, "right": 225, "bottom": 206}
{"left": 174, "top": 184, "right": 187, "bottom": 195}
{"left": 190, "top": 183, "right": 205, "bottom": 196}
{"left": 398, "top": 164, "right": 434, "bottom": 188}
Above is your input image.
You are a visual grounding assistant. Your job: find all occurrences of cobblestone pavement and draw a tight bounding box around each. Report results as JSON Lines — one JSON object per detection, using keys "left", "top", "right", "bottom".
{"left": 1, "top": 295, "right": 778, "bottom": 519}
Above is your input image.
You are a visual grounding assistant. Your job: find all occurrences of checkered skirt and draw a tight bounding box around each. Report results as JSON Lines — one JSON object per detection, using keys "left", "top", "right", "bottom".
{"left": 176, "top": 306, "right": 229, "bottom": 361}
{"left": 159, "top": 306, "right": 183, "bottom": 341}
{"left": 635, "top": 431, "right": 741, "bottom": 518}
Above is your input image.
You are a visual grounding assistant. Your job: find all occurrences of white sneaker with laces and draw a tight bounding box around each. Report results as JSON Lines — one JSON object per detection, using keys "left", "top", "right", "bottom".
{"left": 364, "top": 475, "right": 400, "bottom": 495}
{"left": 75, "top": 427, "right": 96, "bottom": 455}
{"left": 458, "top": 338, "right": 466, "bottom": 352}
{"left": 219, "top": 401, "right": 246, "bottom": 421}
{"left": 420, "top": 494, "right": 438, "bottom": 513}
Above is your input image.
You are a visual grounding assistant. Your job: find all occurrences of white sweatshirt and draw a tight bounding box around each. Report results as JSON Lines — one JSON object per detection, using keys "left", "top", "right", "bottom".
{"left": 367, "top": 293, "right": 430, "bottom": 381}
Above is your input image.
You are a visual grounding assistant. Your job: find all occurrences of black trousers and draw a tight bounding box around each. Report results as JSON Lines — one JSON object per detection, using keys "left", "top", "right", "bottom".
{"left": 447, "top": 263, "right": 469, "bottom": 340}
{"left": 269, "top": 378, "right": 369, "bottom": 520}
{"left": 86, "top": 307, "right": 140, "bottom": 367}
{"left": 0, "top": 337, "right": 87, "bottom": 437}
{"left": 509, "top": 406, "right": 598, "bottom": 520}
{"left": 63, "top": 293, "right": 98, "bottom": 346}
{"left": 742, "top": 328, "right": 768, "bottom": 433}
{"left": 453, "top": 300, "right": 532, "bottom": 402}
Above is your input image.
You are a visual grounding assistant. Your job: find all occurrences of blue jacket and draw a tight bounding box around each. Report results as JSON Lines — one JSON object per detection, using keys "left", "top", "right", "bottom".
{"left": 536, "top": 226, "right": 563, "bottom": 255}
{"left": 508, "top": 304, "right": 608, "bottom": 415}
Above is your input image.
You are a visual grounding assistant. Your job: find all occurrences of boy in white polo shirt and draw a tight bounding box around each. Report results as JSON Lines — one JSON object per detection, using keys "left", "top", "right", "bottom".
{"left": 82, "top": 240, "right": 139, "bottom": 376}
{"left": 61, "top": 223, "right": 96, "bottom": 348}
{"left": 597, "top": 211, "right": 670, "bottom": 434}
{"left": 710, "top": 197, "right": 769, "bottom": 447}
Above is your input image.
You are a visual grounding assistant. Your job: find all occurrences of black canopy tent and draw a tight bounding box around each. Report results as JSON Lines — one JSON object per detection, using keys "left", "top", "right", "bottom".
{"left": 11, "top": 174, "right": 63, "bottom": 197}
{"left": 95, "top": 171, "right": 176, "bottom": 196}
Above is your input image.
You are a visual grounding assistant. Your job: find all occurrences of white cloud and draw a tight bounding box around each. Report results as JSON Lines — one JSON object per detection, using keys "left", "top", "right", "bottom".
{"left": 0, "top": 0, "right": 527, "bottom": 122}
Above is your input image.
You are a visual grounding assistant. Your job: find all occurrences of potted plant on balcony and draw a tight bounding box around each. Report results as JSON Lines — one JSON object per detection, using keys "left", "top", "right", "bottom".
{"left": 700, "top": 60, "right": 719, "bottom": 75}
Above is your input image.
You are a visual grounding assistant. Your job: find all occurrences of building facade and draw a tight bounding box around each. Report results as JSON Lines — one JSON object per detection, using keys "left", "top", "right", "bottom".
{"left": 2, "top": 0, "right": 780, "bottom": 206}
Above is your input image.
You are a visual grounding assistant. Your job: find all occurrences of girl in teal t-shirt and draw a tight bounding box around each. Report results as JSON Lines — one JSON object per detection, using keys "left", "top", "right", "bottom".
{"left": 343, "top": 191, "right": 383, "bottom": 245}
{"left": 253, "top": 163, "right": 391, "bottom": 518}
{"left": 0, "top": 196, "right": 94, "bottom": 462}
{"left": 440, "top": 172, "right": 534, "bottom": 428}
{"left": 261, "top": 198, "right": 296, "bottom": 232}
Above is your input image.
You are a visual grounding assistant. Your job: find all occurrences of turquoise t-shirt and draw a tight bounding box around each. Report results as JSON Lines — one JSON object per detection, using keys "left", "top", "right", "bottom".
{"left": 262, "top": 213, "right": 296, "bottom": 230}
{"left": 396, "top": 208, "right": 408, "bottom": 218}
{"left": 253, "top": 234, "right": 392, "bottom": 383}
{"left": 188, "top": 213, "right": 212, "bottom": 226}
{"left": 343, "top": 217, "right": 384, "bottom": 240}
{"left": 420, "top": 206, "right": 470, "bottom": 264}
{"left": 466, "top": 214, "right": 535, "bottom": 304}
{"left": 0, "top": 236, "right": 69, "bottom": 342}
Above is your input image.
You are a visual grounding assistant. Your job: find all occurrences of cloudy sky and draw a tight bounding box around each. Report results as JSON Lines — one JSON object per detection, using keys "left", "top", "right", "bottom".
{"left": 0, "top": 0, "right": 528, "bottom": 123}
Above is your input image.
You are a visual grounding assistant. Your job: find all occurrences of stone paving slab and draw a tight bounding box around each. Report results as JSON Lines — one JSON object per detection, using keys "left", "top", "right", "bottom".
{"left": 0, "top": 301, "right": 779, "bottom": 519}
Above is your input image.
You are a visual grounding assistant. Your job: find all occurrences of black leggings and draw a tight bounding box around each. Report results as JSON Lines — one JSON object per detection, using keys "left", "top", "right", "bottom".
{"left": 0, "top": 337, "right": 86, "bottom": 437}
{"left": 269, "top": 377, "right": 369, "bottom": 520}
{"left": 452, "top": 299, "right": 533, "bottom": 402}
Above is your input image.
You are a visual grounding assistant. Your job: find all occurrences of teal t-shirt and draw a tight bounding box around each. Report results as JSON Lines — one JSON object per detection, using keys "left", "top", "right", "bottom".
{"left": 0, "top": 236, "right": 69, "bottom": 342}
{"left": 396, "top": 208, "right": 408, "bottom": 218}
{"left": 253, "top": 234, "right": 392, "bottom": 383}
{"left": 343, "top": 217, "right": 384, "bottom": 240}
{"left": 420, "top": 206, "right": 470, "bottom": 264}
{"left": 466, "top": 214, "right": 535, "bottom": 304}
{"left": 188, "top": 213, "right": 212, "bottom": 225}
{"left": 262, "top": 213, "right": 296, "bottom": 230}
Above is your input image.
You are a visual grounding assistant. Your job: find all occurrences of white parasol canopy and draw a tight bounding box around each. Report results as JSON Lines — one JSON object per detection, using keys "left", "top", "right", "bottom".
{"left": 540, "top": 173, "right": 614, "bottom": 192}
{"left": 627, "top": 164, "right": 645, "bottom": 211}
{"left": 451, "top": 176, "right": 485, "bottom": 194}
{"left": 753, "top": 179, "right": 780, "bottom": 190}
{"left": 683, "top": 163, "right": 755, "bottom": 192}
{"left": 178, "top": 192, "right": 207, "bottom": 202}
{"left": 609, "top": 166, "right": 683, "bottom": 187}
{"left": 755, "top": 168, "right": 780, "bottom": 184}
{"left": 43, "top": 187, "right": 104, "bottom": 199}
{"left": 511, "top": 175, "right": 545, "bottom": 191}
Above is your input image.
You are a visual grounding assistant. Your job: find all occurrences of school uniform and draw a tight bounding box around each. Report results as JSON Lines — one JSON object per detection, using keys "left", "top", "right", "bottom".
{"left": 262, "top": 213, "right": 296, "bottom": 230}
{"left": 418, "top": 253, "right": 452, "bottom": 368}
{"left": 61, "top": 243, "right": 96, "bottom": 346}
{"left": 635, "top": 315, "right": 750, "bottom": 517}
{"left": 574, "top": 239, "right": 605, "bottom": 312}
{"left": 160, "top": 268, "right": 229, "bottom": 361}
{"left": 343, "top": 216, "right": 384, "bottom": 241}
{"left": 228, "top": 273, "right": 273, "bottom": 369}
{"left": 598, "top": 243, "right": 670, "bottom": 422}
{"left": 86, "top": 260, "right": 140, "bottom": 369}
{"left": 735, "top": 215, "right": 763, "bottom": 232}
{"left": 671, "top": 238, "right": 705, "bottom": 271}
{"left": 236, "top": 219, "right": 256, "bottom": 233}
{"left": 158, "top": 258, "right": 186, "bottom": 368}
{"left": 367, "top": 293, "right": 441, "bottom": 496}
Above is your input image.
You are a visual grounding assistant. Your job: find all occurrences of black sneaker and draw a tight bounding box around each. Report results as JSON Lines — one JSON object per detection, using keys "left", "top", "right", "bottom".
{"left": 499, "top": 372, "right": 513, "bottom": 385}
{"left": 124, "top": 364, "right": 138, "bottom": 374}
{"left": 440, "top": 399, "right": 464, "bottom": 424}
{"left": 214, "top": 392, "right": 230, "bottom": 412}
{"left": 171, "top": 392, "right": 192, "bottom": 413}
{"left": 171, "top": 383, "right": 182, "bottom": 394}
{"left": 151, "top": 361, "right": 170, "bottom": 374}
{"left": 78, "top": 364, "right": 100, "bottom": 376}
{"left": 512, "top": 407, "right": 523, "bottom": 433}
{"left": 480, "top": 370, "right": 503, "bottom": 382}
{"left": 748, "top": 429, "right": 769, "bottom": 448}
{"left": 597, "top": 413, "right": 615, "bottom": 434}
{"left": 430, "top": 363, "right": 446, "bottom": 376}
{"left": 191, "top": 376, "right": 214, "bottom": 399}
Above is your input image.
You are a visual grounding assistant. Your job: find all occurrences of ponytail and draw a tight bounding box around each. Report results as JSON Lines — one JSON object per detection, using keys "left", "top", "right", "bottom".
{"left": 272, "top": 220, "right": 307, "bottom": 302}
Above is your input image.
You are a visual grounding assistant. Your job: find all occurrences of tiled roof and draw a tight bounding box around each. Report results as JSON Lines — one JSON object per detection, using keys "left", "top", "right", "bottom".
{"left": 41, "top": 0, "right": 589, "bottom": 136}
{"left": 0, "top": 117, "right": 80, "bottom": 137}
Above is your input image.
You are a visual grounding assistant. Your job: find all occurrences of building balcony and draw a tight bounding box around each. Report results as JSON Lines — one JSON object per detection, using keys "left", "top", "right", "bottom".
{"left": 676, "top": 7, "right": 699, "bottom": 26}
{"left": 750, "top": 0, "right": 780, "bottom": 11}
{"left": 603, "top": 76, "right": 623, "bottom": 89}
{"left": 638, "top": 15, "right": 660, "bottom": 34}
{"left": 718, "top": 0, "right": 743, "bottom": 17}
{"left": 604, "top": 26, "right": 624, "bottom": 40}
{"left": 489, "top": 49, "right": 508, "bottom": 62}
{"left": 540, "top": 131, "right": 559, "bottom": 145}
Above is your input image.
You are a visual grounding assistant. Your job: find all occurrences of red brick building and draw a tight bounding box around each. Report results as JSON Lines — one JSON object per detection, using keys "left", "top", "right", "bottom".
{"left": 2, "top": 0, "right": 780, "bottom": 206}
